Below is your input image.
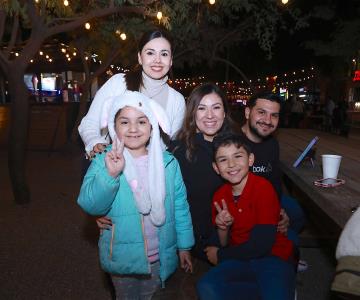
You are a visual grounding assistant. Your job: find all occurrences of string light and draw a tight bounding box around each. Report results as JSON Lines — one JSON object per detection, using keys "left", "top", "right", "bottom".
{"left": 209, "top": 0, "right": 216, "bottom": 4}
{"left": 120, "top": 33, "right": 127, "bottom": 41}
{"left": 85, "top": 23, "right": 91, "bottom": 30}
{"left": 61, "top": 48, "right": 66, "bottom": 53}
{"left": 30, "top": 59, "right": 34, "bottom": 63}
{"left": 39, "top": 51, "right": 43, "bottom": 55}
{"left": 15, "top": 52, "right": 19, "bottom": 56}
{"left": 281, "top": 0, "right": 289, "bottom": 4}
{"left": 73, "top": 52, "right": 77, "bottom": 56}
{"left": 157, "top": 11, "right": 162, "bottom": 20}
{"left": 63, "top": 0, "right": 69, "bottom": 6}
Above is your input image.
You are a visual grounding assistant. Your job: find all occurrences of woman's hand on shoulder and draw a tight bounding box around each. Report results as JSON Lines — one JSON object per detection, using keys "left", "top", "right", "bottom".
{"left": 93, "top": 143, "right": 107, "bottom": 153}
{"left": 88, "top": 143, "right": 108, "bottom": 158}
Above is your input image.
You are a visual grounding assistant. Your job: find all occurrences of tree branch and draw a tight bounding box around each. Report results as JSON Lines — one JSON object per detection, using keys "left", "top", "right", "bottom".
{"left": 22, "top": 0, "right": 43, "bottom": 30}
{"left": 47, "top": 17, "right": 78, "bottom": 27}
{"left": 212, "top": 56, "right": 251, "bottom": 86}
{"left": 45, "top": 6, "right": 147, "bottom": 37}
{"left": 0, "top": 9, "right": 6, "bottom": 43}
{"left": 4, "top": 14, "right": 19, "bottom": 59}
{"left": 211, "top": 21, "right": 252, "bottom": 59}
{"left": 0, "top": 51, "right": 9, "bottom": 73}
{"left": 93, "top": 46, "right": 123, "bottom": 79}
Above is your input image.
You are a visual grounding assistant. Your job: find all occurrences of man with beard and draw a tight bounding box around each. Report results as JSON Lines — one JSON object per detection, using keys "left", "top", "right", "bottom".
{"left": 241, "top": 92, "right": 305, "bottom": 246}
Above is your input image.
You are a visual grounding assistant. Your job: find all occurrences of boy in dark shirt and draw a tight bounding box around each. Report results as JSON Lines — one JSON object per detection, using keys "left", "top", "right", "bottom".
{"left": 196, "top": 133, "right": 296, "bottom": 300}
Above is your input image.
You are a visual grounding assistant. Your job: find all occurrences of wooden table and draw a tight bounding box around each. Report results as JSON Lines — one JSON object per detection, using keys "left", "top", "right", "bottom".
{"left": 276, "top": 129, "right": 360, "bottom": 229}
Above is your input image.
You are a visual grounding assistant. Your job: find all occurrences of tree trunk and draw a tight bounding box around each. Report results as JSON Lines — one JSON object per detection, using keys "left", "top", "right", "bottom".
{"left": 7, "top": 68, "right": 31, "bottom": 204}
{"left": 71, "top": 77, "right": 92, "bottom": 143}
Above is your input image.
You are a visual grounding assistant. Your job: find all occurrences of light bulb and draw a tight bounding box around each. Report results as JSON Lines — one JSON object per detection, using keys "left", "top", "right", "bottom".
{"left": 281, "top": 0, "right": 288, "bottom": 4}
{"left": 209, "top": 0, "right": 215, "bottom": 4}
{"left": 64, "top": 0, "right": 69, "bottom": 6}
{"left": 157, "top": 11, "right": 162, "bottom": 20}
{"left": 120, "top": 33, "right": 127, "bottom": 40}
{"left": 61, "top": 48, "right": 66, "bottom": 53}
{"left": 85, "top": 23, "right": 90, "bottom": 30}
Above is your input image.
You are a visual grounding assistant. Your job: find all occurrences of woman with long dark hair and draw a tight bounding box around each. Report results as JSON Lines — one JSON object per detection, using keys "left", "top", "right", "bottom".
{"left": 79, "top": 29, "right": 185, "bottom": 156}
{"left": 170, "top": 82, "right": 239, "bottom": 259}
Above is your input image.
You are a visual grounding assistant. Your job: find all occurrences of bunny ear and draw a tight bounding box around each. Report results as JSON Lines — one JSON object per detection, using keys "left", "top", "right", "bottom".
{"left": 100, "top": 97, "right": 115, "bottom": 129}
{"left": 148, "top": 100, "right": 171, "bottom": 136}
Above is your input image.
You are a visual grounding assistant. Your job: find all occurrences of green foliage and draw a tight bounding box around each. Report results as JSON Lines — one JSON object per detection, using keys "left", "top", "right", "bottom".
{"left": 0, "top": 0, "right": 308, "bottom": 73}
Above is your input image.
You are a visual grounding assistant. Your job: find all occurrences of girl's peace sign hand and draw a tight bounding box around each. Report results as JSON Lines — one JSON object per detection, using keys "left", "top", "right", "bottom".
{"left": 214, "top": 199, "right": 234, "bottom": 230}
{"left": 105, "top": 137, "right": 125, "bottom": 178}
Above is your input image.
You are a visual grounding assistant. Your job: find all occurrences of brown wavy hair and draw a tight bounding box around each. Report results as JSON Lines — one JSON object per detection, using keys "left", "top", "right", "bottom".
{"left": 176, "top": 83, "right": 238, "bottom": 161}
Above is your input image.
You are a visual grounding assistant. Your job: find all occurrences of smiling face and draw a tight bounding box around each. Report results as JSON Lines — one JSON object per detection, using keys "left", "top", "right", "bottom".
{"left": 138, "top": 37, "right": 172, "bottom": 80}
{"left": 114, "top": 106, "right": 151, "bottom": 157}
{"left": 213, "top": 144, "right": 254, "bottom": 193}
{"left": 195, "top": 92, "right": 226, "bottom": 142}
{"left": 245, "top": 98, "right": 280, "bottom": 142}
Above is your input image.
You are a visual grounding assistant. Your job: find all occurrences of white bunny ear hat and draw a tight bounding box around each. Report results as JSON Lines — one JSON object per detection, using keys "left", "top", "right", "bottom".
{"left": 105, "top": 91, "right": 171, "bottom": 226}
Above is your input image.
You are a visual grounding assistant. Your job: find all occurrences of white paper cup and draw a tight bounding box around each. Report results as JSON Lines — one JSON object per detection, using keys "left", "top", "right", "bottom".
{"left": 322, "top": 154, "right": 342, "bottom": 179}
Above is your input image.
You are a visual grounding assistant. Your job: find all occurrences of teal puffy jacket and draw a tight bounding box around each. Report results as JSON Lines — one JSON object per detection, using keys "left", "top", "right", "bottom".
{"left": 78, "top": 150, "right": 194, "bottom": 283}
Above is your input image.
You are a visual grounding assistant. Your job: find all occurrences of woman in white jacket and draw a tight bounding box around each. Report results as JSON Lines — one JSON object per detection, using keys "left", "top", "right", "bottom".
{"left": 79, "top": 29, "right": 185, "bottom": 156}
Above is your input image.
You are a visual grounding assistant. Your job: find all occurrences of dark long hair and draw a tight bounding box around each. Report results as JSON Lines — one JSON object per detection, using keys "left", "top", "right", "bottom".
{"left": 176, "top": 83, "right": 238, "bottom": 161}
{"left": 125, "top": 29, "right": 173, "bottom": 91}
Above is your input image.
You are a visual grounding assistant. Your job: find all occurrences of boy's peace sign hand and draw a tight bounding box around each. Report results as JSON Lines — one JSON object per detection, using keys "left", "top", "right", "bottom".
{"left": 214, "top": 199, "right": 234, "bottom": 230}
{"left": 105, "top": 137, "right": 125, "bottom": 178}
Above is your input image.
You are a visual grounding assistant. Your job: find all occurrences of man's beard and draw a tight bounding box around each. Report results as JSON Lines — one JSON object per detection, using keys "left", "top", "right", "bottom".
{"left": 249, "top": 121, "right": 274, "bottom": 140}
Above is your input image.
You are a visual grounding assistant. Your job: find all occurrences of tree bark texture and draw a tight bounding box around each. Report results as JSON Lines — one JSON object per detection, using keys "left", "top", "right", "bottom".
{"left": 7, "top": 67, "right": 31, "bottom": 204}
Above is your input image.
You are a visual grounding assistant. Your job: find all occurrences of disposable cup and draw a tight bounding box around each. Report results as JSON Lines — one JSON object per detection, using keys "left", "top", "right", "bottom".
{"left": 321, "top": 154, "right": 342, "bottom": 179}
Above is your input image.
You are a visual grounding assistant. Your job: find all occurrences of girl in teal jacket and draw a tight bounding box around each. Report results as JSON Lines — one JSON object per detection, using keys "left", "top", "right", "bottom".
{"left": 78, "top": 91, "right": 194, "bottom": 299}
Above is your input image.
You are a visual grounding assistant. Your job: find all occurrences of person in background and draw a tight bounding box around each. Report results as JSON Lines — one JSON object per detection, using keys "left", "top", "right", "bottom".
{"left": 290, "top": 95, "right": 304, "bottom": 128}
{"left": 78, "top": 91, "right": 194, "bottom": 300}
{"left": 324, "top": 96, "right": 335, "bottom": 132}
{"left": 196, "top": 133, "right": 296, "bottom": 300}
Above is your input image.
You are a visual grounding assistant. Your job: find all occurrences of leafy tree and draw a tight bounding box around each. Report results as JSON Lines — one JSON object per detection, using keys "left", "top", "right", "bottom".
{"left": 0, "top": 0, "right": 306, "bottom": 204}
{"left": 0, "top": 0, "right": 153, "bottom": 204}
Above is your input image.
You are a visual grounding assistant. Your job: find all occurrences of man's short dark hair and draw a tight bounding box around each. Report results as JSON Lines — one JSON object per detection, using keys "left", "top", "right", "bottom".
{"left": 213, "top": 132, "right": 252, "bottom": 161}
{"left": 247, "top": 91, "right": 281, "bottom": 108}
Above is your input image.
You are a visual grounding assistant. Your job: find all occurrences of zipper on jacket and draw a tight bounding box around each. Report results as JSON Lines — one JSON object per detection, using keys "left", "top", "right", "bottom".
{"left": 109, "top": 223, "right": 115, "bottom": 260}
{"left": 140, "top": 215, "right": 151, "bottom": 273}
